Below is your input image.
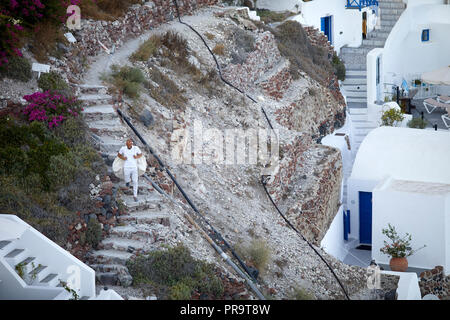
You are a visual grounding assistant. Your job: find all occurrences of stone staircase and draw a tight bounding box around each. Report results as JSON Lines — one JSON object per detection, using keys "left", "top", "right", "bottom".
{"left": 0, "top": 239, "right": 89, "bottom": 299}
{"left": 340, "top": 0, "right": 406, "bottom": 71}
{"left": 78, "top": 85, "right": 177, "bottom": 287}
{"left": 339, "top": 0, "right": 405, "bottom": 162}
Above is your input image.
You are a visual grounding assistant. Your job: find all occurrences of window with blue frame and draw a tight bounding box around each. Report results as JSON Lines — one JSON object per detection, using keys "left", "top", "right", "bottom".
{"left": 421, "top": 29, "right": 430, "bottom": 42}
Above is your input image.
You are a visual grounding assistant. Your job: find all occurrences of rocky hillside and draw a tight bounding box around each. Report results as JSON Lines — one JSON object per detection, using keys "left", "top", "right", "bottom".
{"left": 0, "top": 1, "right": 387, "bottom": 300}
{"left": 83, "top": 5, "right": 368, "bottom": 299}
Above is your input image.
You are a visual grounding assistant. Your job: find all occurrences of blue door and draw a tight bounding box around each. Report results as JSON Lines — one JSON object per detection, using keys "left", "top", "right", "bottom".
{"left": 359, "top": 192, "right": 372, "bottom": 245}
{"left": 321, "top": 16, "right": 332, "bottom": 44}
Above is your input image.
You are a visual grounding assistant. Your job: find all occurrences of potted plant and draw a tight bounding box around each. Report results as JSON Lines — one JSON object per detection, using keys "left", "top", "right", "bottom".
{"left": 380, "top": 224, "right": 426, "bottom": 272}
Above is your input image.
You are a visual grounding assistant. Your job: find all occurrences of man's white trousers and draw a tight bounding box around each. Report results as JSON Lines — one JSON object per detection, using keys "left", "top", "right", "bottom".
{"left": 124, "top": 167, "right": 138, "bottom": 197}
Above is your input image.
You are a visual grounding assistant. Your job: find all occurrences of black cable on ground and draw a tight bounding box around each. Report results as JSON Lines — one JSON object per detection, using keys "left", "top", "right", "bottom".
{"left": 171, "top": 0, "right": 350, "bottom": 299}
{"left": 261, "top": 176, "right": 351, "bottom": 300}
{"left": 116, "top": 108, "right": 258, "bottom": 284}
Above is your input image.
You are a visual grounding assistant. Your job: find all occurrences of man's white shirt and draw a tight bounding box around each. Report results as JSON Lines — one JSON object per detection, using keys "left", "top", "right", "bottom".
{"left": 119, "top": 145, "right": 142, "bottom": 168}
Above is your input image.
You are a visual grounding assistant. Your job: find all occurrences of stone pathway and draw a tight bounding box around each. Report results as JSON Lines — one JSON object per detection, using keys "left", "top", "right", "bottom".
{"left": 78, "top": 85, "right": 178, "bottom": 287}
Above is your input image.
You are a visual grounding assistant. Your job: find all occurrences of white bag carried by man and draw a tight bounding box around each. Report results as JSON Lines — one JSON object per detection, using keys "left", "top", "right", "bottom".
{"left": 112, "top": 155, "right": 147, "bottom": 180}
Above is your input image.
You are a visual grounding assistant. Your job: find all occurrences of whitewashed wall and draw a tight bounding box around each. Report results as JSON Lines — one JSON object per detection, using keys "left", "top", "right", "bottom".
{"left": 288, "top": 0, "right": 376, "bottom": 54}
{"left": 372, "top": 179, "right": 450, "bottom": 274}
{"left": 383, "top": 4, "right": 450, "bottom": 87}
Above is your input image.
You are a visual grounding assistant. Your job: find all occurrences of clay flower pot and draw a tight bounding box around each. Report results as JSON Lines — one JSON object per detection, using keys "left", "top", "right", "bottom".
{"left": 390, "top": 257, "right": 408, "bottom": 272}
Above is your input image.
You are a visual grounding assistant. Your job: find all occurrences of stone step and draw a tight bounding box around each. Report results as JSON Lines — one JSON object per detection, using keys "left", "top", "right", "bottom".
{"left": 379, "top": 2, "right": 405, "bottom": 9}
{"left": 38, "top": 273, "right": 59, "bottom": 287}
{"left": 82, "top": 104, "right": 117, "bottom": 121}
{"left": 17, "top": 256, "right": 37, "bottom": 274}
{"left": 346, "top": 70, "right": 367, "bottom": 77}
{"left": 5, "top": 248, "right": 27, "bottom": 265}
{"left": 109, "top": 224, "right": 156, "bottom": 241}
{"left": 0, "top": 240, "right": 13, "bottom": 253}
{"left": 342, "top": 84, "right": 367, "bottom": 92}
{"left": 76, "top": 84, "right": 108, "bottom": 95}
{"left": 89, "top": 263, "right": 129, "bottom": 275}
{"left": 343, "top": 78, "right": 367, "bottom": 86}
{"left": 28, "top": 264, "right": 49, "bottom": 283}
{"left": 99, "top": 237, "right": 154, "bottom": 253}
{"left": 347, "top": 96, "right": 366, "bottom": 103}
{"left": 91, "top": 249, "right": 133, "bottom": 265}
{"left": 119, "top": 210, "right": 171, "bottom": 225}
{"left": 78, "top": 94, "right": 113, "bottom": 106}
{"left": 362, "top": 39, "right": 385, "bottom": 47}
{"left": 348, "top": 107, "right": 368, "bottom": 115}
{"left": 379, "top": 8, "right": 404, "bottom": 15}
{"left": 346, "top": 91, "right": 367, "bottom": 98}
{"left": 121, "top": 194, "right": 161, "bottom": 212}
{"left": 381, "top": 19, "right": 397, "bottom": 27}
{"left": 87, "top": 119, "right": 127, "bottom": 136}
{"left": 94, "top": 135, "right": 124, "bottom": 154}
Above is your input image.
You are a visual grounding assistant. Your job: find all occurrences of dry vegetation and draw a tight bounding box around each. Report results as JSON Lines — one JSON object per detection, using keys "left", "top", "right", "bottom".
{"left": 80, "top": 0, "right": 143, "bottom": 21}
{"left": 212, "top": 43, "right": 225, "bottom": 56}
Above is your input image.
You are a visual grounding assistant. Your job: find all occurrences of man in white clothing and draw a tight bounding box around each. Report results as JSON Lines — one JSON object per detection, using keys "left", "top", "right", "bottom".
{"left": 118, "top": 139, "right": 143, "bottom": 201}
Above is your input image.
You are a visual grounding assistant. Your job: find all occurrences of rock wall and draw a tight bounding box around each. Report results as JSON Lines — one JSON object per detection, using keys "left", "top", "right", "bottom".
{"left": 222, "top": 31, "right": 285, "bottom": 92}
{"left": 267, "top": 134, "right": 342, "bottom": 244}
{"left": 60, "top": 0, "right": 218, "bottom": 81}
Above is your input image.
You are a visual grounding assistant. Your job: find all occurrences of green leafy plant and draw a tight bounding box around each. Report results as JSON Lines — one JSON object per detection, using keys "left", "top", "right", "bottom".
{"left": 15, "top": 261, "right": 27, "bottom": 279}
{"left": 407, "top": 117, "right": 428, "bottom": 129}
{"left": 85, "top": 217, "right": 102, "bottom": 248}
{"left": 104, "top": 65, "right": 147, "bottom": 99}
{"left": 126, "top": 245, "right": 224, "bottom": 300}
{"left": 381, "top": 108, "right": 405, "bottom": 126}
{"left": 380, "top": 223, "right": 426, "bottom": 258}
{"left": 59, "top": 280, "right": 79, "bottom": 300}
{"left": 0, "top": 55, "right": 32, "bottom": 82}
{"left": 37, "top": 71, "right": 69, "bottom": 93}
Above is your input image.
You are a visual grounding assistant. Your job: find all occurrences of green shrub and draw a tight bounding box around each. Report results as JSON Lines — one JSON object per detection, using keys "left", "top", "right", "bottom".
{"left": 0, "top": 119, "right": 69, "bottom": 190}
{"left": 332, "top": 54, "right": 346, "bottom": 81}
{"left": 407, "top": 117, "right": 428, "bottom": 129}
{"left": 126, "top": 245, "right": 224, "bottom": 299}
{"left": 0, "top": 55, "right": 32, "bottom": 82}
{"left": 381, "top": 108, "right": 405, "bottom": 126}
{"left": 37, "top": 71, "right": 69, "bottom": 92}
{"left": 169, "top": 281, "right": 193, "bottom": 300}
{"left": 85, "top": 218, "right": 102, "bottom": 248}
{"left": 106, "top": 65, "right": 147, "bottom": 99}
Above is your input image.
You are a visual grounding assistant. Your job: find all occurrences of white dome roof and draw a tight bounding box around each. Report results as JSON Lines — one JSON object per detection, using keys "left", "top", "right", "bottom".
{"left": 351, "top": 127, "right": 450, "bottom": 184}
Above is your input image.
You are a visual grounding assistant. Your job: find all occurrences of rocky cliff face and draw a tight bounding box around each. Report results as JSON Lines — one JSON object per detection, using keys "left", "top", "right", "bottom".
{"left": 86, "top": 5, "right": 369, "bottom": 299}
{"left": 1, "top": 1, "right": 380, "bottom": 299}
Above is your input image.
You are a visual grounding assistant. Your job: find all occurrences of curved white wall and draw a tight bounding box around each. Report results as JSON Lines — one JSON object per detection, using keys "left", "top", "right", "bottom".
{"left": 383, "top": 4, "right": 450, "bottom": 85}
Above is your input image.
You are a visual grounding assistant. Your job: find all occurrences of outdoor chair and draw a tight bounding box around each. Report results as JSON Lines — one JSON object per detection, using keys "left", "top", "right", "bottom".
{"left": 423, "top": 98, "right": 449, "bottom": 114}
{"left": 442, "top": 107, "right": 450, "bottom": 129}
{"left": 437, "top": 95, "right": 450, "bottom": 104}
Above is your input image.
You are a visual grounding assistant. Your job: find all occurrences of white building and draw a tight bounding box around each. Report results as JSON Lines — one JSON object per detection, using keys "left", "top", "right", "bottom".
{"left": 257, "top": 0, "right": 378, "bottom": 54}
{"left": 367, "top": 0, "right": 450, "bottom": 107}
{"left": 346, "top": 126, "right": 450, "bottom": 274}
{"left": 0, "top": 214, "right": 122, "bottom": 300}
